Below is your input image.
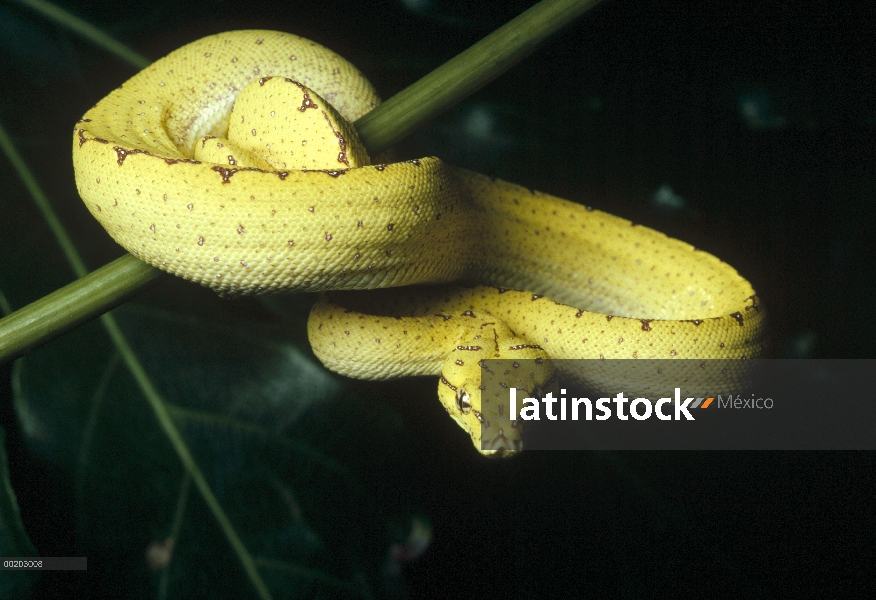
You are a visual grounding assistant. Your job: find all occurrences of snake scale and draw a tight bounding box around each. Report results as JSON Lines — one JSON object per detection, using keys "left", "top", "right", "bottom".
{"left": 73, "top": 30, "right": 765, "bottom": 456}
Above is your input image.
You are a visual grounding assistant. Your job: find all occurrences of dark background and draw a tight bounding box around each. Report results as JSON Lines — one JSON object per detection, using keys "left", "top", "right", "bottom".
{"left": 1, "top": 0, "right": 873, "bottom": 598}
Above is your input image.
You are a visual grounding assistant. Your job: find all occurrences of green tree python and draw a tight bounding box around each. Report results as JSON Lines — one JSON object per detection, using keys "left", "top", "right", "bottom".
{"left": 72, "top": 30, "right": 765, "bottom": 456}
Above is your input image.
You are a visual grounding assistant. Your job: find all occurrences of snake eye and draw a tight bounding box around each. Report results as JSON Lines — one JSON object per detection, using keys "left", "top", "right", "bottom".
{"left": 456, "top": 388, "right": 472, "bottom": 413}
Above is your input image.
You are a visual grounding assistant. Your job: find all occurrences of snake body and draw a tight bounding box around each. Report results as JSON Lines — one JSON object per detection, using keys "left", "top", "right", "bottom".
{"left": 73, "top": 30, "right": 765, "bottom": 456}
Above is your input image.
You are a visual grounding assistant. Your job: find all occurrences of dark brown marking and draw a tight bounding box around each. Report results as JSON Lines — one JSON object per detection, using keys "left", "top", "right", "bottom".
{"left": 308, "top": 169, "right": 347, "bottom": 178}
{"left": 730, "top": 312, "right": 744, "bottom": 326}
{"left": 575, "top": 310, "right": 584, "bottom": 318}
{"left": 375, "top": 164, "right": 386, "bottom": 171}
{"left": 684, "top": 319, "right": 703, "bottom": 326}
{"left": 606, "top": 315, "right": 613, "bottom": 322}
{"left": 114, "top": 146, "right": 150, "bottom": 165}
{"left": 293, "top": 81, "right": 319, "bottom": 111}
{"left": 531, "top": 294, "right": 543, "bottom": 301}
{"left": 745, "top": 295, "right": 761, "bottom": 312}
{"left": 508, "top": 344, "right": 543, "bottom": 350}
{"left": 456, "top": 345, "right": 482, "bottom": 351}
{"left": 640, "top": 319, "right": 653, "bottom": 331}
{"left": 435, "top": 314, "right": 451, "bottom": 321}
{"left": 462, "top": 310, "right": 476, "bottom": 318}
{"left": 212, "top": 165, "right": 240, "bottom": 183}
{"left": 439, "top": 375, "right": 457, "bottom": 392}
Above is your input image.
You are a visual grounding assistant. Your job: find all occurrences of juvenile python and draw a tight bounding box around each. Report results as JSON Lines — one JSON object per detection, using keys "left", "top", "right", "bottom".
{"left": 73, "top": 30, "right": 765, "bottom": 456}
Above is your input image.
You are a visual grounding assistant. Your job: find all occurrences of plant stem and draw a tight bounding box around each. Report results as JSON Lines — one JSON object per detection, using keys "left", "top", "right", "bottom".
{"left": 0, "top": 255, "right": 161, "bottom": 363}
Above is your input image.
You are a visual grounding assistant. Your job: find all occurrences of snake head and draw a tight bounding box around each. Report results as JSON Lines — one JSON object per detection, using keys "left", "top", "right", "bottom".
{"left": 437, "top": 323, "right": 555, "bottom": 458}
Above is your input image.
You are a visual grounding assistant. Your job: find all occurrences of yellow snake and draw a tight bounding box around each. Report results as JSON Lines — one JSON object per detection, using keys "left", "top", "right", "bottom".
{"left": 72, "top": 30, "right": 765, "bottom": 456}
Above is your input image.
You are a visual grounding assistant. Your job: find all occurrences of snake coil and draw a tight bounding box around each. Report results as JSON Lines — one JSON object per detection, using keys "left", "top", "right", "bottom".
{"left": 73, "top": 30, "right": 765, "bottom": 456}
